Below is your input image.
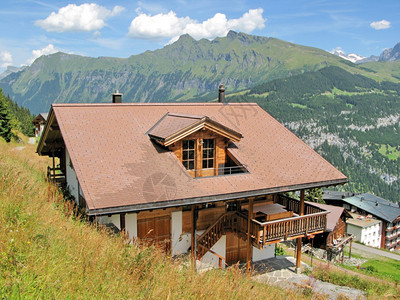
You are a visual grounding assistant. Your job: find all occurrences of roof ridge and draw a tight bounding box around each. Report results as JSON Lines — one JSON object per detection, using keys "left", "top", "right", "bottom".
{"left": 52, "top": 102, "right": 259, "bottom": 107}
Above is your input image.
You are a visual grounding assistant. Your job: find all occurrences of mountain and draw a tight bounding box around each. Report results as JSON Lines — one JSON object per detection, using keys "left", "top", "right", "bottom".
{"left": 0, "top": 31, "right": 381, "bottom": 115}
{"left": 379, "top": 42, "right": 400, "bottom": 61}
{"left": 357, "top": 55, "right": 379, "bottom": 64}
{"left": 0, "top": 65, "right": 26, "bottom": 80}
{"left": 330, "top": 48, "right": 365, "bottom": 63}
{"left": 356, "top": 41, "right": 400, "bottom": 64}
{"left": 227, "top": 66, "right": 400, "bottom": 203}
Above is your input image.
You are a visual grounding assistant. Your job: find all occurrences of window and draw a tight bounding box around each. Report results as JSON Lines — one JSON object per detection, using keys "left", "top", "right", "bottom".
{"left": 202, "top": 139, "right": 215, "bottom": 169}
{"left": 182, "top": 140, "right": 195, "bottom": 170}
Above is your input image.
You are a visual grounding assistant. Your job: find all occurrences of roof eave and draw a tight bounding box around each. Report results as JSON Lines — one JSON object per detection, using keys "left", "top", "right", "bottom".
{"left": 36, "top": 106, "right": 55, "bottom": 154}
{"left": 87, "top": 177, "right": 348, "bottom": 216}
{"left": 149, "top": 117, "right": 242, "bottom": 147}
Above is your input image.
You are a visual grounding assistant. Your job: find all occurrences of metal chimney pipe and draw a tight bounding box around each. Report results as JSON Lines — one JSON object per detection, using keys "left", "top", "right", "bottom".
{"left": 218, "top": 84, "right": 225, "bottom": 103}
{"left": 112, "top": 90, "right": 122, "bottom": 103}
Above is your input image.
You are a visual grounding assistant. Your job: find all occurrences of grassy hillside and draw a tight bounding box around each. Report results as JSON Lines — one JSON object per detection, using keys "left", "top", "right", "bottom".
{"left": 1, "top": 31, "right": 394, "bottom": 115}
{"left": 361, "top": 60, "right": 400, "bottom": 81}
{"left": 0, "top": 138, "right": 301, "bottom": 299}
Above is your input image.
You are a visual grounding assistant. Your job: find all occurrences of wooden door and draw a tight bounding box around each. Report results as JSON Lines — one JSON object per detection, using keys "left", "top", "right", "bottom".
{"left": 138, "top": 214, "right": 171, "bottom": 252}
{"left": 226, "top": 232, "right": 247, "bottom": 265}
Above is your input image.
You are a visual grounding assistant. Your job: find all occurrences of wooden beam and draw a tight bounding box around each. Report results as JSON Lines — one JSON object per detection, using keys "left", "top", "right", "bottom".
{"left": 296, "top": 189, "right": 305, "bottom": 272}
{"left": 299, "top": 189, "right": 305, "bottom": 216}
{"left": 49, "top": 125, "right": 60, "bottom": 131}
{"left": 52, "top": 148, "right": 56, "bottom": 180}
{"left": 349, "top": 239, "right": 353, "bottom": 259}
{"left": 120, "top": 213, "right": 126, "bottom": 232}
{"left": 246, "top": 198, "right": 254, "bottom": 274}
{"left": 296, "top": 237, "right": 302, "bottom": 271}
{"left": 191, "top": 205, "right": 197, "bottom": 268}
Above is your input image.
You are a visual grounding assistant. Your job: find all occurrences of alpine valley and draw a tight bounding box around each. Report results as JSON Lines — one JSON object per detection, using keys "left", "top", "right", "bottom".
{"left": 1, "top": 31, "right": 400, "bottom": 202}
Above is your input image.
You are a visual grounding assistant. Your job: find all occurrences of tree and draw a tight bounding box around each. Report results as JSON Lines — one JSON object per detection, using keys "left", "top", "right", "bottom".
{"left": 305, "top": 188, "right": 325, "bottom": 204}
{"left": 0, "top": 89, "right": 13, "bottom": 142}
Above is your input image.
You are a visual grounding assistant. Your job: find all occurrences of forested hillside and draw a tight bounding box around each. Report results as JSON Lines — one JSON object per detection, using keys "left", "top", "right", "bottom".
{"left": 0, "top": 89, "right": 34, "bottom": 140}
{"left": 228, "top": 66, "right": 400, "bottom": 202}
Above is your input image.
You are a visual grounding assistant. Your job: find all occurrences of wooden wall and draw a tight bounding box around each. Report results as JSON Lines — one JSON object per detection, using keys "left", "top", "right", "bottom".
{"left": 182, "top": 203, "right": 226, "bottom": 233}
{"left": 169, "top": 129, "right": 227, "bottom": 177}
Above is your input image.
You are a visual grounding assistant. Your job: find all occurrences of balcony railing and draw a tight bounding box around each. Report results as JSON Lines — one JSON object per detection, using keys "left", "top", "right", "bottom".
{"left": 47, "top": 166, "right": 66, "bottom": 185}
{"left": 277, "top": 194, "right": 327, "bottom": 215}
{"left": 193, "top": 165, "right": 249, "bottom": 178}
{"left": 251, "top": 211, "right": 328, "bottom": 247}
{"left": 197, "top": 197, "right": 329, "bottom": 254}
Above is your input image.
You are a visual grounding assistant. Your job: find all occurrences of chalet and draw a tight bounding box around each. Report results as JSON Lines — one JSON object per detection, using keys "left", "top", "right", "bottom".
{"left": 304, "top": 202, "right": 353, "bottom": 261}
{"left": 37, "top": 90, "right": 347, "bottom": 270}
{"left": 324, "top": 191, "right": 400, "bottom": 250}
{"left": 344, "top": 194, "right": 400, "bottom": 250}
{"left": 33, "top": 113, "right": 48, "bottom": 138}
{"left": 346, "top": 213, "right": 382, "bottom": 248}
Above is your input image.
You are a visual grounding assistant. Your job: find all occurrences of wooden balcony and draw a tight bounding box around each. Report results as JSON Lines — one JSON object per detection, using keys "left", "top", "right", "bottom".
{"left": 250, "top": 211, "right": 327, "bottom": 248}
{"left": 197, "top": 195, "right": 328, "bottom": 256}
{"left": 47, "top": 166, "right": 66, "bottom": 186}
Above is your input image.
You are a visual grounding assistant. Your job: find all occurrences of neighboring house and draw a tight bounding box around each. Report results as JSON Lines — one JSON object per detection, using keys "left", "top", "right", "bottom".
{"left": 324, "top": 192, "right": 400, "bottom": 251}
{"left": 305, "top": 202, "right": 351, "bottom": 248}
{"left": 32, "top": 113, "right": 48, "bottom": 138}
{"left": 37, "top": 93, "right": 347, "bottom": 269}
{"left": 346, "top": 214, "right": 381, "bottom": 248}
{"left": 322, "top": 190, "right": 358, "bottom": 205}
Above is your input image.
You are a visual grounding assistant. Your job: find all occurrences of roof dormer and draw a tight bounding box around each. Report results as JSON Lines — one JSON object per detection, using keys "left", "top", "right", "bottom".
{"left": 147, "top": 113, "right": 242, "bottom": 147}
{"left": 147, "top": 113, "right": 247, "bottom": 177}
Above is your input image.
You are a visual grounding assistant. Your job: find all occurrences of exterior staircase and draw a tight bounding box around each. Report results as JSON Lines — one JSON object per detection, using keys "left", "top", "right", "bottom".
{"left": 197, "top": 211, "right": 248, "bottom": 260}
{"left": 196, "top": 196, "right": 329, "bottom": 261}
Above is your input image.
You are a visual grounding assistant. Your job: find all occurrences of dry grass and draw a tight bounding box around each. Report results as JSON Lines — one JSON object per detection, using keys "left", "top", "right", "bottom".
{"left": 0, "top": 138, "right": 303, "bottom": 299}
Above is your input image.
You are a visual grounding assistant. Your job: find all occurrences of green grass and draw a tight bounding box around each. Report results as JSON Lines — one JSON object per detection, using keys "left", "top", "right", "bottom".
{"left": 0, "top": 137, "right": 300, "bottom": 299}
{"left": 378, "top": 144, "right": 400, "bottom": 160}
{"left": 340, "top": 256, "right": 400, "bottom": 283}
{"left": 311, "top": 264, "right": 399, "bottom": 297}
{"left": 289, "top": 103, "right": 307, "bottom": 109}
{"left": 360, "top": 258, "right": 400, "bottom": 282}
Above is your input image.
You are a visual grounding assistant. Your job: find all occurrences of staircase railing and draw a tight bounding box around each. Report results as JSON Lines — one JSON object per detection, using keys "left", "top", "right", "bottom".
{"left": 197, "top": 212, "right": 235, "bottom": 259}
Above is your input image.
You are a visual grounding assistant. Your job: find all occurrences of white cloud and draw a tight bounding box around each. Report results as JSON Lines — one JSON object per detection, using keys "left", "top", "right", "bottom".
{"left": 370, "top": 20, "right": 391, "bottom": 30}
{"left": 35, "top": 3, "right": 125, "bottom": 33}
{"left": 0, "top": 51, "right": 13, "bottom": 68}
{"left": 128, "top": 8, "right": 266, "bottom": 42}
{"left": 27, "top": 44, "right": 58, "bottom": 64}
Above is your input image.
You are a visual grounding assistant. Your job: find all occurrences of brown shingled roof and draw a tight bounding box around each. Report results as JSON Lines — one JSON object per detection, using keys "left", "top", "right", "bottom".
{"left": 147, "top": 113, "right": 203, "bottom": 140}
{"left": 306, "top": 202, "right": 347, "bottom": 232}
{"left": 40, "top": 103, "right": 347, "bottom": 215}
{"left": 147, "top": 112, "right": 242, "bottom": 146}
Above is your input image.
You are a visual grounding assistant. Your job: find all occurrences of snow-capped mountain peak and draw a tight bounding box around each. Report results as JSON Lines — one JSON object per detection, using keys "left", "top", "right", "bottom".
{"left": 330, "top": 47, "right": 366, "bottom": 63}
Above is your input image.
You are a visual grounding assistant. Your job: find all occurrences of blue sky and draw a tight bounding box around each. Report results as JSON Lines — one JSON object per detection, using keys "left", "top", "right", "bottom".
{"left": 0, "top": 0, "right": 399, "bottom": 71}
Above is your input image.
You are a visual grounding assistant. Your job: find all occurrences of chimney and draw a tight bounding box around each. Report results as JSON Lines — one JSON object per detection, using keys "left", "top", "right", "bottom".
{"left": 218, "top": 84, "right": 225, "bottom": 103}
{"left": 112, "top": 90, "right": 122, "bottom": 103}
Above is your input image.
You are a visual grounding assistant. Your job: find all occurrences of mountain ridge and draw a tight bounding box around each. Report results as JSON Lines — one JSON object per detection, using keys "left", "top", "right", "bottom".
{"left": 0, "top": 31, "right": 385, "bottom": 115}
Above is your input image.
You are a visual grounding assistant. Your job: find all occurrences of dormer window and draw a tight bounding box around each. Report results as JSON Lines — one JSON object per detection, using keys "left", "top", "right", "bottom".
{"left": 202, "top": 139, "right": 215, "bottom": 169}
{"left": 147, "top": 113, "right": 247, "bottom": 177}
{"left": 182, "top": 139, "right": 195, "bottom": 170}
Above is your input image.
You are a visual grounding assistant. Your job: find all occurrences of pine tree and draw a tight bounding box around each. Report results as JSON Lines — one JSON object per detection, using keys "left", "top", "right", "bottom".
{"left": 305, "top": 188, "right": 325, "bottom": 203}
{"left": 0, "top": 90, "right": 13, "bottom": 142}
